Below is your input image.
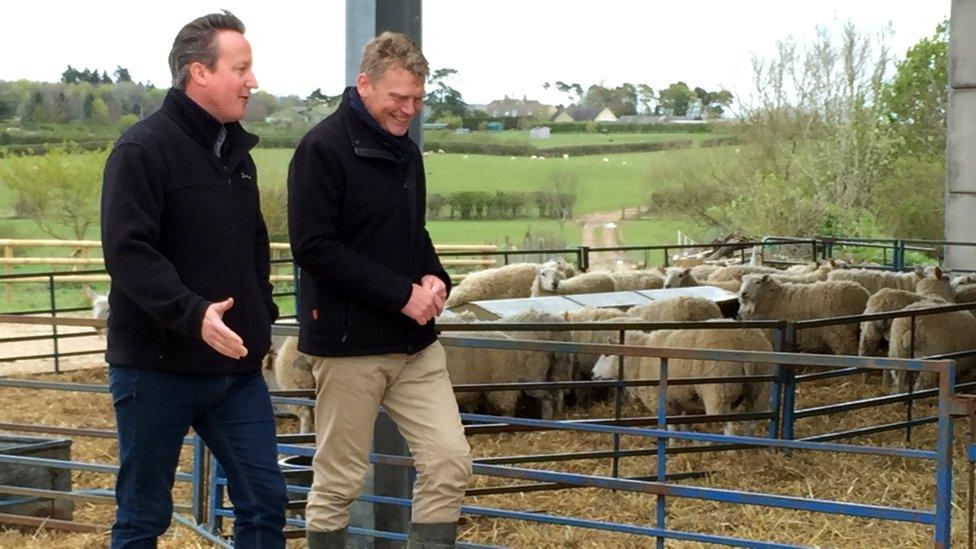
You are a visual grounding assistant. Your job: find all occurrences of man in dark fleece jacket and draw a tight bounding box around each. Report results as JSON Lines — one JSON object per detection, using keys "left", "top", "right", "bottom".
{"left": 288, "top": 32, "right": 472, "bottom": 549}
{"left": 100, "top": 12, "right": 286, "bottom": 548}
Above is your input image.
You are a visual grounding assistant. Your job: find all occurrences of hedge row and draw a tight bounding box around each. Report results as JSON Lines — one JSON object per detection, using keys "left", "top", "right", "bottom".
{"left": 423, "top": 136, "right": 738, "bottom": 157}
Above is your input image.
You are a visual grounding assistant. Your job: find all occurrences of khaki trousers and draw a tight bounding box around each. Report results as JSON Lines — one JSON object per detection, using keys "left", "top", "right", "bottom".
{"left": 304, "top": 341, "right": 472, "bottom": 532}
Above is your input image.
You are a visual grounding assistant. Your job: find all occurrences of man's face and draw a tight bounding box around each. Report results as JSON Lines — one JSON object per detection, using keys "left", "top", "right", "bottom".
{"left": 195, "top": 30, "right": 257, "bottom": 123}
{"left": 356, "top": 65, "right": 424, "bottom": 136}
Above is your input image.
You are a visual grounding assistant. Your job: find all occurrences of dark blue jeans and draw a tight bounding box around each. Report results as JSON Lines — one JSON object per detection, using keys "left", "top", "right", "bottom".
{"left": 109, "top": 366, "right": 287, "bottom": 549}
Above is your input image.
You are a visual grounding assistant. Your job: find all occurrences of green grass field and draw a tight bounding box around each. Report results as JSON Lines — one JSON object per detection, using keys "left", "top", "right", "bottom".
{"left": 252, "top": 147, "right": 706, "bottom": 215}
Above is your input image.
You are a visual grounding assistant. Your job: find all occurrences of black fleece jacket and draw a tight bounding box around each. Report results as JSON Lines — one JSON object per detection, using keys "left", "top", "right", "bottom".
{"left": 287, "top": 87, "right": 450, "bottom": 357}
{"left": 100, "top": 89, "right": 278, "bottom": 374}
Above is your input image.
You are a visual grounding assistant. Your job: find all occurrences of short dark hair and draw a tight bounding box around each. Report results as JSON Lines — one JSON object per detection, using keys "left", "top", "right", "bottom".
{"left": 168, "top": 10, "right": 245, "bottom": 90}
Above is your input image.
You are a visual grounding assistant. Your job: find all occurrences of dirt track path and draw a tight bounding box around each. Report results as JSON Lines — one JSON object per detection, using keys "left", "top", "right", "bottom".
{"left": 578, "top": 210, "right": 633, "bottom": 271}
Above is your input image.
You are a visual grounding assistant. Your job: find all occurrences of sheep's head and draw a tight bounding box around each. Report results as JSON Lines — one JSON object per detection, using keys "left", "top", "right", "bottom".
{"left": 737, "top": 274, "right": 777, "bottom": 317}
{"left": 84, "top": 286, "right": 110, "bottom": 336}
{"left": 952, "top": 273, "right": 976, "bottom": 288}
{"left": 536, "top": 266, "right": 565, "bottom": 292}
{"left": 542, "top": 258, "right": 578, "bottom": 278}
{"left": 663, "top": 268, "right": 693, "bottom": 289}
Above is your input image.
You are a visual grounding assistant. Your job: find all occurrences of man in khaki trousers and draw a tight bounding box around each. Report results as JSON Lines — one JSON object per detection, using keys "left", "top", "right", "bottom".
{"left": 287, "top": 32, "right": 472, "bottom": 549}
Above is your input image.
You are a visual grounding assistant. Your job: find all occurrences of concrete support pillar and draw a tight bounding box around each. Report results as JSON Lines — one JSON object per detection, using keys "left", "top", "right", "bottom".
{"left": 346, "top": 2, "right": 423, "bottom": 546}
{"left": 946, "top": 0, "right": 976, "bottom": 269}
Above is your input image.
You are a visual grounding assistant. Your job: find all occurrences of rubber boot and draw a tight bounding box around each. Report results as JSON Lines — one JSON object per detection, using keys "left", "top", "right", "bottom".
{"left": 306, "top": 526, "right": 348, "bottom": 549}
{"left": 406, "top": 522, "right": 457, "bottom": 549}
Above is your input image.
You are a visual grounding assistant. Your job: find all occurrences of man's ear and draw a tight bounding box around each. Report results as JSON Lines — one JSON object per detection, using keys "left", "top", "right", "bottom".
{"left": 188, "top": 61, "right": 209, "bottom": 87}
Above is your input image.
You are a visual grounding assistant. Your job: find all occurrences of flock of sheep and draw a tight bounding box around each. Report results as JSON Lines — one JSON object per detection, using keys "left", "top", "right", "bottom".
{"left": 85, "top": 253, "right": 976, "bottom": 435}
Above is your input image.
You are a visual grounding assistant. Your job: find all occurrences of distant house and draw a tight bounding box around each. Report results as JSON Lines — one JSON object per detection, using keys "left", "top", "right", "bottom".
{"left": 484, "top": 95, "right": 557, "bottom": 119}
{"left": 549, "top": 105, "right": 618, "bottom": 123}
{"left": 616, "top": 114, "right": 667, "bottom": 124}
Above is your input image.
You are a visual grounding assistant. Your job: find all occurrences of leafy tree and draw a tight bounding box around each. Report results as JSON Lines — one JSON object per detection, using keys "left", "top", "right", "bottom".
{"left": 582, "top": 83, "right": 637, "bottom": 116}
{"left": 114, "top": 66, "right": 132, "bottom": 83}
{"left": 656, "top": 81, "right": 695, "bottom": 116}
{"left": 554, "top": 81, "right": 584, "bottom": 104}
{"left": 0, "top": 147, "right": 107, "bottom": 239}
{"left": 0, "top": 99, "right": 11, "bottom": 120}
{"left": 694, "top": 87, "right": 734, "bottom": 118}
{"left": 425, "top": 68, "right": 466, "bottom": 120}
{"left": 881, "top": 21, "right": 947, "bottom": 158}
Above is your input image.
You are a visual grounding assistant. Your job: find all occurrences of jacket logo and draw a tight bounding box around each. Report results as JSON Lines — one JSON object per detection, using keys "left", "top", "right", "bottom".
{"left": 241, "top": 172, "right": 252, "bottom": 180}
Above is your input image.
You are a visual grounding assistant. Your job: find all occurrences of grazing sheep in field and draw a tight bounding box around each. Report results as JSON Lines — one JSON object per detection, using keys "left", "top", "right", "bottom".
{"left": 591, "top": 325, "right": 773, "bottom": 436}
{"left": 531, "top": 268, "right": 616, "bottom": 297}
{"left": 737, "top": 275, "right": 869, "bottom": 355}
{"left": 444, "top": 259, "right": 577, "bottom": 307}
{"left": 271, "top": 337, "right": 315, "bottom": 433}
{"left": 627, "top": 296, "right": 723, "bottom": 323}
{"left": 609, "top": 269, "right": 666, "bottom": 291}
{"left": 827, "top": 267, "right": 924, "bottom": 294}
{"left": 888, "top": 301, "right": 976, "bottom": 391}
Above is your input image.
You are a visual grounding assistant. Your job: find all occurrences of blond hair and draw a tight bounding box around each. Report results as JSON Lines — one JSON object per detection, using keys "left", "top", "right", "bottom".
{"left": 359, "top": 31, "right": 429, "bottom": 82}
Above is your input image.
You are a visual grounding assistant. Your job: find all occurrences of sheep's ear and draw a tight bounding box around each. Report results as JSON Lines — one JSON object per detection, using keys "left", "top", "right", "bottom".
{"left": 914, "top": 265, "right": 925, "bottom": 278}
{"left": 935, "top": 266, "right": 943, "bottom": 279}
{"left": 828, "top": 258, "right": 837, "bottom": 268}
{"left": 657, "top": 265, "right": 666, "bottom": 274}
{"left": 733, "top": 272, "right": 742, "bottom": 282}
{"left": 761, "top": 274, "right": 770, "bottom": 283}
{"left": 682, "top": 268, "right": 691, "bottom": 275}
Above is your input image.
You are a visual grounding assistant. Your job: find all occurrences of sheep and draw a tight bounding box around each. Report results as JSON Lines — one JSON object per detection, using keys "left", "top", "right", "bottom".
{"left": 84, "top": 286, "right": 110, "bottom": 336}
{"left": 690, "top": 263, "right": 723, "bottom": 280}
{"left": 662, "top": 268, "right": 741, "bottom": 293}
{"left": 271, "top": 336, "right": 315, "bottom": 433}
{"left": 955, "top": 284, "right": 976, "bottom": 304}
{"left": 445, "top": 330, "right": 542, "bottom": 417}
{"left": 952, "top": 273, "right": 976, "bottom": 287}
{"left": 827, "top": 267, "right": 924, "bottom": 294}
{"left": 858, "top": 289, "right": 925, "bottom": 358}
{"left": 888, "top": 300, "right": 976, "bottom": 391}
{"left": 609, "top": 269, "right": 666, "bottom": 291}
{"left": 562, "top": 308, "right": 645, "bottom": 406}
{"left": 591, "top": 325, "right": 773, "bottom": 436}
{"left": 444, "top": 259, "right": 577, "bottom": 307}
{"left": 495, "top": 309, "right": 576, "bottom": 418}
{"left": 531, "top": 268, "right": 616, "bottom": 297}
{"left": 914, "top": 268, "right": 954, "bottom": 303}
{"left": 627, "top": 296, "right": 723, "bottom": 323}
{"left": 707, "top": 264, "right": 782, "bottom": 283}
{"left": 737, "top": 275, "right": 870, "bottom": 355}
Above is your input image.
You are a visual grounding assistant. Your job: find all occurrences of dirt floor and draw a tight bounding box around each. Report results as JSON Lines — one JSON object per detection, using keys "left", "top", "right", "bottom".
{"left": 0, "top": 354, "right": 970, "bottom": 548}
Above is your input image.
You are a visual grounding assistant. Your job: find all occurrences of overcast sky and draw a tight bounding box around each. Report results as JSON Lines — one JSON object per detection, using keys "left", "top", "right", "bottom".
{"left": 1, "top": 1, "right": 949, "bottom": 106}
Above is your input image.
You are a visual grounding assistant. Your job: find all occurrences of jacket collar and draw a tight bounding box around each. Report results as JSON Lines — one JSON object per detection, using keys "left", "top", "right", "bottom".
{"left": 160, "top": 89, "right": 259, "bottom": 167}
{"left": 340, "top": 87, "right": 413, "bottom": 163}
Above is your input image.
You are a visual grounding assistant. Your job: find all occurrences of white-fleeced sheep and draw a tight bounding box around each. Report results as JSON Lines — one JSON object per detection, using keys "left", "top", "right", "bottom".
{"left": 271, "top": 336, "right": 315, "bottom": 433}
{"left": 609, "top": 269, "right": 666, "bottom": 291}
{"left": 531, "top": 268, "right": 616, "bottom": 297}
{"left": 955, "top": 283, "right": 976, "bottom": 304}
{"left": 591, "top": 325, "right": 773, "bottom": 436}
{"left": 627, "top": 296, "right": 723, "bottom": 323}
{"left": 707, "top": 264, "right": 782, "bottom": 283}
{"left": 737, "top": 275, "right": 869, "bottom": 355}
{"left": 444, "top": 259, "right": 578, "bottom": 308}
{"left": 888, "top": 300, "right": 976, "bottom": 391}
{"left": 662, "top": 268, "right": 741, "bottom": 293}
{"left": 84, "top": 286, "right": 110, "bottom": 336}
{"left": 858, "top": 289, "right": 925, "bottom": 358}
{"left": 827, "top": 267, "right": 924, "bottom": 295}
